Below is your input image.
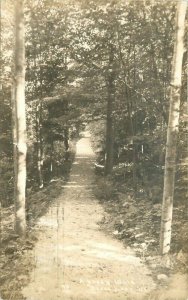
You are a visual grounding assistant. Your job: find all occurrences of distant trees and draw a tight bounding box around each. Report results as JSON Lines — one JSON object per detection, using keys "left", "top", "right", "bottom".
{"left": 25, "top": 0, "right": 78, "bottom": 186}
{"left": 70, "top": 0, "right": 177, "bottom": 183}
{"left": 160, "top": 0, "right": 187, "bottom": 255}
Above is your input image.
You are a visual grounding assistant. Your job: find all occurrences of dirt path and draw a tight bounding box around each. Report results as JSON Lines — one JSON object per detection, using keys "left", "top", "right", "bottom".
{"left": 22, "top": 134, "right": 156, "bottom": 300}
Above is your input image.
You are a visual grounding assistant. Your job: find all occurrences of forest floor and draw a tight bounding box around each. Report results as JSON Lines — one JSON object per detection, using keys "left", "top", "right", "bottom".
{"left": 0, "top": 133, "right": 188, "bottom": 300}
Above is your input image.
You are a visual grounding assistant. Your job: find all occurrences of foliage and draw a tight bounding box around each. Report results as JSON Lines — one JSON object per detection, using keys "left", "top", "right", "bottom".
{"left": 94, "top": 177, "right": 115, "bottom": 200}
{"left": 0, "top": 0, "right": 187, "bottom": 253}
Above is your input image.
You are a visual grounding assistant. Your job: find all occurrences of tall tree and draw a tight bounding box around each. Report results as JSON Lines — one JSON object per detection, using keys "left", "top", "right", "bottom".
{"left": 160, "top": 0, "right": 187, "bottom": 255}
{"left": 105, "top": 42, "right": 116, "bottom": 175}
{"left": 13, "top": 0, "right": 27, "bottom": 236}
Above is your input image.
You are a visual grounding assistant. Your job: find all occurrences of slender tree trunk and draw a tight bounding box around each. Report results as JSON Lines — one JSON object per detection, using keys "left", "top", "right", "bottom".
{"left": 36, "top": 101, "right": 44, "bottom": 188}
{"left": 132, "top": 45, "right": 138, "bottom": 195}
{"left": 105, "top": 45, "right": 115, "bottom": 176}
{"left": 32, "top": 37, "right": 44, "bottom": 188}
{"left": 64, "top": 99, "right": 69, "bottom": 160}
{"left": 64, "top": 128, "right": 69, "bottom": 151}
{"left": 117, "top": 29, "right": 137, "bottom": 191}
{"left": 11, "top": 84, "right": 17, "bottom": 200}
{"left": 14, "top": 0, "right": 27, "bottom": 236}
{"left": 160, "top": 0, "right": 187, "bottom": 255}
{"left": 105, "top": 87, "right": 114, "bottom": 175}
{"left": 50, "top": 139, "right": 54, "bottom": 179}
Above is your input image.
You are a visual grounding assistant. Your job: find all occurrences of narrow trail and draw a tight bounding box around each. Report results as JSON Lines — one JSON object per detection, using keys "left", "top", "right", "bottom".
{"left": 22, "top": 134, "right": 156, "bottom": 300}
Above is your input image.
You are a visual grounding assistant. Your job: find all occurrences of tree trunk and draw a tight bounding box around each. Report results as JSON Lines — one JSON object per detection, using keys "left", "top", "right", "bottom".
{"left": 105, "top": 45, "right": 115, "bottom": 176}
{"left": 50, "top": 139, "right": 54, "bottom": 179}
{"left": 64, "top": 99, "right": 69, "bottom": 160}
{"left": 11, "top": 84, "right": 17, "bottom": 198}
{"left": 32, "top": 36, "right": 44, "bottom": 188}
{"left": 36, "top": 101, "right": 44, "bottom": 188}
{"left": 13, "top": 0, "right": 27, "bottom": 236}
{"left": 160, "top": 0, "right": 187, "bottom": 255}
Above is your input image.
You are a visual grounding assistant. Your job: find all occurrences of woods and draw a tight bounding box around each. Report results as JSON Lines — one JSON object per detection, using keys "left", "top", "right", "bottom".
{"left": 0, "top": 0, "right": 188, "bottom": 299}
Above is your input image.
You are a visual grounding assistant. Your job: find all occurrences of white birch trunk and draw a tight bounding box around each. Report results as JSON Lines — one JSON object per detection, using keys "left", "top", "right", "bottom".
{"left": 14, "top": 0, "right": 27, "bottom": 236}
{"left": 160, "top": 0, "right": 187, "bottom": 255}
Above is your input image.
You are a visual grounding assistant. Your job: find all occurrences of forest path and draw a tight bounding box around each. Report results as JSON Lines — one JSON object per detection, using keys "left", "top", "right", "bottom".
{"left": 22, "top": 133, "right": 156, "bottom": 300}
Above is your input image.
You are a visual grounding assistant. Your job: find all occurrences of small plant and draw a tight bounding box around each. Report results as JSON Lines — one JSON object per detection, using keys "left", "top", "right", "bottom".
{"left": 94, "top": 177, "right": 115, "bottom": 201}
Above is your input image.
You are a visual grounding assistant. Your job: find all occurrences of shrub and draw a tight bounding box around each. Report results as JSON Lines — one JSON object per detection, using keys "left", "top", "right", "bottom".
{"left": 94, "top": 177, "right": 115, "bottom": 201}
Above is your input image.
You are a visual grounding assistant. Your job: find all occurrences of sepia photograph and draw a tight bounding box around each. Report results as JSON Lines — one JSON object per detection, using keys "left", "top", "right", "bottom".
{"left": 0, "top": 0, "right": 188, "bottom": 299}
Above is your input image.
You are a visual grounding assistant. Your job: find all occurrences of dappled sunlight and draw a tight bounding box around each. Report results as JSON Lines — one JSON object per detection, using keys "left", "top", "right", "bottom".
{"left": 87, "top": 251, "right": 141, "bottom": 265}
{"left": 76, "top": 156, "right": 94, "bottom": 159}
{"left": 87, "top": 241, "right": 135, "bottom": 255}
{"left": 62, "top": 240, "right": 141, "bottom": 265}
{"left": 37, "top": 217, "right": 59, "bottom": 228}
{"left": 76, "top": 137, "right": 94, "bottom": 156}
{"left": 62, "top": 184, "right": 96, "bottom": 188}
{"left": 71, "top": 174, "right": 80, "bottom": 177}
{"left": 80, "top": 130, "right": 91, "bottom": 138}
{"left": 86, "top": 243, "right": 140, "bottom": 265}
{"left": 22, "top": 135, "right": 156, "bottom": 300}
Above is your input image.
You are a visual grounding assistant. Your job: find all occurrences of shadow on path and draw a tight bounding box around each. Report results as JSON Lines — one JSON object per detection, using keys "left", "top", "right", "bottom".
{"left": 22, "top": 136, "right": 156, "bottom": 300}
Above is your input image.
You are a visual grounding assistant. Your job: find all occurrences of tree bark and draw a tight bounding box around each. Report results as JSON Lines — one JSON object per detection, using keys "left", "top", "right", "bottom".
{"left": 14, "top": 0, "right": 27, "bottom": 236}
{"left": 33, "top": 37, "right": 44, "bottom": 188}
{"left": 36, "top": 100, "right": 44, "bottom": 188}
{"left": 64, "top": 99, "right": 69, "bottom": 160}
{"left": 160, "top": 0, "right": 187, "bottom": 255}
{"left": 50, "top": 139, "right": 54, "bottom": 179}
{"left": 105, "top": 45, "right": 115, "bottom": 176}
